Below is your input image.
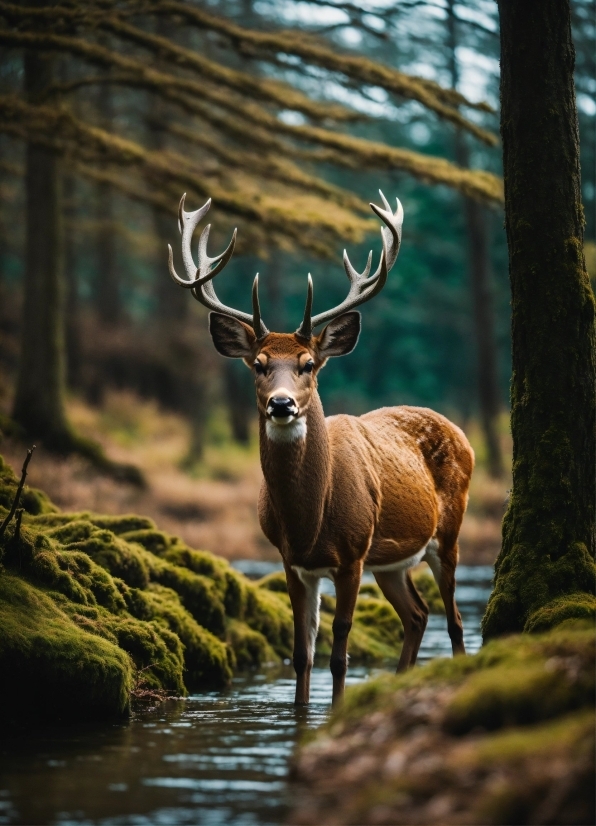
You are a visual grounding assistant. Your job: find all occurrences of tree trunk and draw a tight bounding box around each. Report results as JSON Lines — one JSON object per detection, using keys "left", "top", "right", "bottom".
{"left": 446, "top": 0, "right": 504, "bottom": 478}
{"left": 153, "top": 207, "right": 188, "bottom": 321}
{"left": 483, "top": 0, "right": 596, "bottom": 638}
{"left": 12, "top": 47, "right": 71, "bottom": 446}
{"left": 63, "top": 173, "right": 82, "bottom": 388}
{"left": 460, "top": 181, "right": 503, "bottom": 478}
{"left": 223, "top": 361, "right": 251, "bottom": 445}
{"left": 95, "top": 85, "right": 120, "bottom": 326}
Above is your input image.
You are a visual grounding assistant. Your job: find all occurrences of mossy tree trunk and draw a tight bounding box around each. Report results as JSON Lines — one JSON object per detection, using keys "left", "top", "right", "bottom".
{"left": 12, "top": 46, "right": 71, "bottom": 447}
{"left": 483, "top": 0, "right": 596, "bottom": 638}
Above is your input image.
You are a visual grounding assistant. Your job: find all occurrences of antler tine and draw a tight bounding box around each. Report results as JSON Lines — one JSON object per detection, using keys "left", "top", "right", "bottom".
{"left": 168, "top": 194, "right": 269, "bottom": 338}
{"left": 295, "top": 192, "right": 403, "bottom": 338}
{"left": 296, "top": 274, "right": 314, "bottom": 340}
{"left": 169, "top": 194, "right": 212, "bottom": 287}
{"left": 252, "top": 274, "right": 267, "bottom": 339}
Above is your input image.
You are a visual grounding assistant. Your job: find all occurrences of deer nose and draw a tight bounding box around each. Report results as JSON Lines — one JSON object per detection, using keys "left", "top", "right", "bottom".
{"left": 267, "top": 396, "right": 297, "bottom": 418}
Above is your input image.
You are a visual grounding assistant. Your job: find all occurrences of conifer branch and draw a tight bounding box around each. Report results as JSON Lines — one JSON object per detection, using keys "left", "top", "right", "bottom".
{"left": 0, "top": 96, "right": 372, "bottom": 254}
{"left": 0, "top": 1, "right": 496, "bottom": 142}
{"left": 138, "top": 0, "right": 498, "bottom": 141}
{"left": 160, "top": 121, "right": 367, "bottom": 211}
{"left": 0, "top": 2, "right": 357, "bottom": 123}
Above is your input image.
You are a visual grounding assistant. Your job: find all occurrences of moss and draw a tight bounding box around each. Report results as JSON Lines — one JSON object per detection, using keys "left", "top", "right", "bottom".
{"left": 524, "top": 592, "right": 596, "bottom": 633}
{"left": 257, "top": 570, "right": 288, "bottom": 593}
{"left": 103, "top": 615, "right": 185, "bottom": 695}
{"left": 353, "top": 598, "right": 404, "bottom": 650}
{"left": 483, "top": 540, "right": 596, "bottom": 639}
{"left": 293, "top": 626, "right": 596, "bottom": 825}
{"left": 87, "top": 514, "right": 156, "bottom": 534}
{"left": 226, "top": 618, "right": 279, "bottom": 669}
{"left": 0, "top": 574, "right": 132, "bottom": 718}
{"left": 46, "top": 522, "right": 151, "bottom": 590}
{"left": 443, "top": 660, "right": 594, "bottom": 735}
{"left": 244, "top": 584, "right": 294, "bottom": 659}
{"left": 331, "top": 626, "right": 596, "bottom": 728}
{"left": 121, "top": 528, "right": 173, "bottom": 556}
{"left": 161, "top": 545, "right": 247, "bottom": 618}
{"left": 145, "top": 584, "right": 232, "bottom": 689}
{"left": 412, "top": 570, "right": 444, "bottom": 614}
{"left": 149, "top": 556, "right": 227, "bottom": 636}
{"left": 0, "top": 455, "right": 57, "bottom": 516}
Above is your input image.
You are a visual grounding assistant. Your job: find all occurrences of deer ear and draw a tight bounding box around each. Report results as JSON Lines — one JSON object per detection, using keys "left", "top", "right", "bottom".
{"left": 209, "top": 313, "right": 256, "bottom": 358}
{"left": 315, "top": 312, "right": 361, "bottom": 359}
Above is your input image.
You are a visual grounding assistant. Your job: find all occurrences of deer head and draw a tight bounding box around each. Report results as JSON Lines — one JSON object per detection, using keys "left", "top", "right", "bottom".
{"left": 167, "top": 193, "right": 403, "bottom": 440}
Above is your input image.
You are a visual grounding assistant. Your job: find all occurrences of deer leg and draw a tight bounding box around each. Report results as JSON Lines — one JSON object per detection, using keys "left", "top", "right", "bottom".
{"left": 284, "top": 565, "right": 321, "bottom": 705}
{"left": 425, "top": 545, "right": 465, "bottom": 656}
{"left": 374, "top": 569, "right": 429, "bottom": 672}
{"left": 331, "top": 564, "right": 362, "bottom": 706}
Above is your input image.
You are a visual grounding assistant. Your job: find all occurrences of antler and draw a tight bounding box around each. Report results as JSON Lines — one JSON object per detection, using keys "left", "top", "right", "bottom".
{"left": 167, "top": 194, "right": 269, "bottom": 338}
{"left": 296, "top": 191, "right": 403, "bottom": 339}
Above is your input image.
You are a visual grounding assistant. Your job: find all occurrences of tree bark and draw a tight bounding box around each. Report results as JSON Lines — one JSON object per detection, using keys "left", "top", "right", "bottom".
{"left": 95, "top": 84, "right": 120, "bottom": 326}
{"left": 63, "top": 173, "right": 82, "bottom": 388}
{"left": 483, "top": 0, "right": 596, "bottom": 638}
{"left": 460, "top": 179, "right": 503, "bottom": 478}
{"left": 12, "top": 46, "right": 71, "bottom": 446}
{"left": 223, "top": 361, "right": 251, "bottom": 445}
{"left": 446, "top": 0, "right": 504, "bottom": 478}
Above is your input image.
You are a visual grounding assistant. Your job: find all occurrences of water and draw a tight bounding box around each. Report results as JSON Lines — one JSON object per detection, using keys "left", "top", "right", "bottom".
{"left": 0, "top": 565, "right": 492, "bottom": 826}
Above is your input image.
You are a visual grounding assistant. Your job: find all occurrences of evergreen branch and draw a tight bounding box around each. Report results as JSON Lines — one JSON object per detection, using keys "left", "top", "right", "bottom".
{"left": 0, "top": 28, "right": 321, "bottom": 135}
{"left": 0, "top": 2, "right": 357, "bottom": 123}
{"left": 0, "top": 96, "right": 372, "bottom": 254}
{"left": 160, "top": 120, "right": 367, "bottom": 212}
{"left": 139, "top": 0, "right": 497, "bottom": 139}
{"left": 0, "top": 0, "right": 496, "bottom": 138}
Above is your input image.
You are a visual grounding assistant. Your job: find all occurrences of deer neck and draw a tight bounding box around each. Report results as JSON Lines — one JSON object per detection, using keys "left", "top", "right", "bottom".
{"left": 259, "top": 391, "right": 330, "bottom": 560}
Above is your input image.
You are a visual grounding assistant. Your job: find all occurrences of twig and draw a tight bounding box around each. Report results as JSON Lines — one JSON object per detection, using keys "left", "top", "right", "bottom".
{"left": 0, "top": 445, "right": 35, "bottom": 540}
{"left": 13, "top": 508, "right": 24, "bottom": 567}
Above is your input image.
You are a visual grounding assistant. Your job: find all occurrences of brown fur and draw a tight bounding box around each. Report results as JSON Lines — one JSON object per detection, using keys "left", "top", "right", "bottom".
{"left": 213, "top": 323, "right": 474, "bottom": 704}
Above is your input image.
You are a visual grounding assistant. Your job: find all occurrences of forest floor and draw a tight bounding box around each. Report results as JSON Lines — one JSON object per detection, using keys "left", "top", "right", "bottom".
{"left": 0, "top": 389, "right": 510, "bottom": 564}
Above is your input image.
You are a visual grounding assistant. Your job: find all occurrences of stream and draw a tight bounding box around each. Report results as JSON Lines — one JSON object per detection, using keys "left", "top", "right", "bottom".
{"left": 0, "top": 564, "right": 492, "bottom": 826}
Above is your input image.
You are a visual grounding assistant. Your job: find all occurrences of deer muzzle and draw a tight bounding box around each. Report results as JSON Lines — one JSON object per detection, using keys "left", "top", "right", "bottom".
{"left": 267, "top": 395, "right": 299, "bottom": 423}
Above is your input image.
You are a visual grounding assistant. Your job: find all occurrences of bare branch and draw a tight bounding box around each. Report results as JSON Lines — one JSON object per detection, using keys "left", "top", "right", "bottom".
{"left": 0, "top": 445, "right": 35, "bottom": 540}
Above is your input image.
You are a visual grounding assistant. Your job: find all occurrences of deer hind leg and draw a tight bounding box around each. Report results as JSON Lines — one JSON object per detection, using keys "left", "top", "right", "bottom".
{"left": 424, "top": 541, "right": 465, "bottom": 656}
{"left": 284, "top": 565, "right": 321, "bottom": 705}
{"left": 374, "top": 568, "right": 429, "bottom": 672}
{"left": 331, "top": 564, "right": 362, "bottom": 706}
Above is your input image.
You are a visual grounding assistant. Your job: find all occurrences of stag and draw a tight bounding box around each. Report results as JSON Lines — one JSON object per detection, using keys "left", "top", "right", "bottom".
{"left": 168, "top": 193, "right": 474, "bottom": 705}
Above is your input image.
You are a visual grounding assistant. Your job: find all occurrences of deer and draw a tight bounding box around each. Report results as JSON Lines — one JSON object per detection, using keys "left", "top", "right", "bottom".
{"left": 167, "top": 192, "right": 474, "bottom": 706}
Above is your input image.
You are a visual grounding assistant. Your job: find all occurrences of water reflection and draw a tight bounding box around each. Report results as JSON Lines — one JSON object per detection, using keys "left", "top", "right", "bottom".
{"left": 0, "top": 565, "right": 492, "bottom": 826}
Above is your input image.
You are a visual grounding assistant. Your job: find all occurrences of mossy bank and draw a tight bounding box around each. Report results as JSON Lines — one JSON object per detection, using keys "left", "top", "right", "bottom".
{"left": 290, "top": 623, "right": 595, "bottom": 825}
{"left": 0, "top": 453, "right": 442, "bottom": 720}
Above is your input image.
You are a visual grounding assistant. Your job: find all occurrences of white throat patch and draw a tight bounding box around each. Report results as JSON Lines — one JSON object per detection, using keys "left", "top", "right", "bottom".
{"left": 266, "top": 417, "right": 307, "bottom": 443}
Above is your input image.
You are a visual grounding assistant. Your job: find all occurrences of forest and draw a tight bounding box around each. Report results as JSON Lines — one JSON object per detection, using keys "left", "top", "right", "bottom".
{"left": 0, "top": 0, "right": 594, "bottom": 824}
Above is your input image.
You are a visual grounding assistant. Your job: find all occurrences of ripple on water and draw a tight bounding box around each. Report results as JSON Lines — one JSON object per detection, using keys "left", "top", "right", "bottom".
{"left": 0, "top": 565, "right": 492, "bottom": 826}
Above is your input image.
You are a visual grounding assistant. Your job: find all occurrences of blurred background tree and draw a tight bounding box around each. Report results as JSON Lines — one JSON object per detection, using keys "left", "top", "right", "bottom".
{"left": 0, "top": 0, "right": 593, "bottom": 481}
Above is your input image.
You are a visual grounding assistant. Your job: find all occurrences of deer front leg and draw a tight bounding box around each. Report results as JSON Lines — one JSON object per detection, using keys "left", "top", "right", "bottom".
{"left": 331, "top": 563, "right": 362, "bottom": 706}
{"left": 284, "top": 565, "right": 321, "bottom": 705}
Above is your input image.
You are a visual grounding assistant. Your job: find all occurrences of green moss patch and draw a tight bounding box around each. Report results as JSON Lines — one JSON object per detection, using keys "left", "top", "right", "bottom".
{"left": 292, "top": 625, "right": 596, "bottom": 825}
{"left": 525, "top": 592, "right": 596, "bottom": 633}
{"left": 0, "top": 450, "right": 457, "bottom": 722}
{"left": 0, "top": 574, "right": 132, "bottom": 719}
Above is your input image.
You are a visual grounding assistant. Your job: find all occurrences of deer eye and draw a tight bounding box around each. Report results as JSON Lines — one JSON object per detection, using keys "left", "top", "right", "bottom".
{"left": 254, "top": 360, "right": 265, "bottom": 375}
{"left": 302, "top": 360, "right": 314, "bottom": 374}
